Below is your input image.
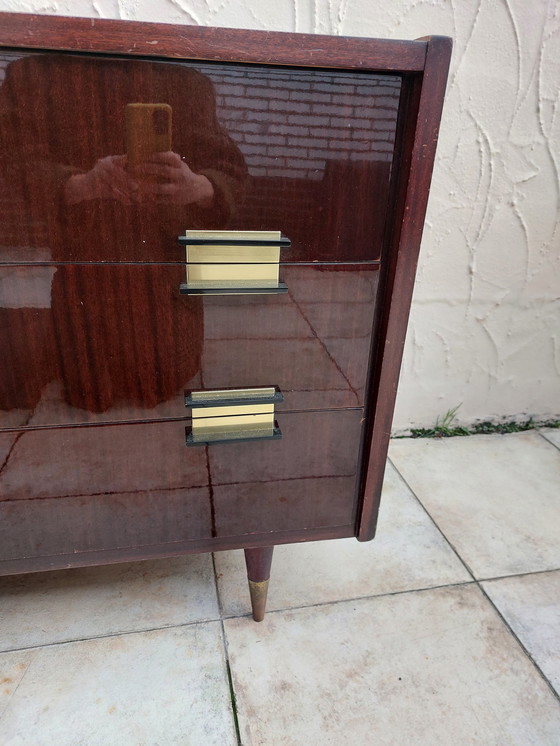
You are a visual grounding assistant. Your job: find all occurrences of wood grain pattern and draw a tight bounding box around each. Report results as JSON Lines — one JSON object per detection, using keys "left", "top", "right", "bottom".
{"left": 0, "top": 14, "right": 452, "bottom": 599}
{"left": 0, "top": 51, "right": 399, "bottom": 264}
{"left": 245, "top": 546, "right": 274, "bottom": 582}
{"left": 0, "top": 12, "right": 427, "bottom": 72}
{"left": 0, "top": 263, "right": 378, "bottom": 425}
{"left": 0, "top": 524, "right": 356, "bottom": 577}
{"left": 0, "top": 410, "right": 362, "bottom": 569}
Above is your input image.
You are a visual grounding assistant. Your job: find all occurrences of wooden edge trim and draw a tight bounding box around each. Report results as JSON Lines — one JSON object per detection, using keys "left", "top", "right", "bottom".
{"left": 357, "top": 35, "right": 453, "bottom": 541}
{"left": 0, "top": 12, "right": 427, "bottom": 72}
{"left": 0, "top": 525, "right": 354, "bottom": 576}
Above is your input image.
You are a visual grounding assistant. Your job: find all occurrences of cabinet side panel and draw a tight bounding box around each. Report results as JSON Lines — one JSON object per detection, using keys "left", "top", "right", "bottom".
{"left": 357, "top": 37, "right": 452, "bottom": 541}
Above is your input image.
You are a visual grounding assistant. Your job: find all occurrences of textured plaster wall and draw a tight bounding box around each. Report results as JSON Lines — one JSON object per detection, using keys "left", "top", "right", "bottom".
{"left": 1, "top": 0, "right": 559, "bottom": 432}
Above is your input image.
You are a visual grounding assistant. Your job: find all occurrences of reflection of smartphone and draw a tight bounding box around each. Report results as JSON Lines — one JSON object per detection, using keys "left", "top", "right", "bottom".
{"left": 126, "top": 103, "right": 172, "bottom": 168}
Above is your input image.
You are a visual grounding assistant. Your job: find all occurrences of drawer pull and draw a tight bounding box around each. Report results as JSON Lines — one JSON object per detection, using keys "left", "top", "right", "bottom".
{"left": 178, "top": 230, "right": 290, "bottom": 296}
{"left": 185, "top": 385, "right": 283, "bottom": 446}
{"left": 178, "top": 235, "right": 291, "bottom": 247}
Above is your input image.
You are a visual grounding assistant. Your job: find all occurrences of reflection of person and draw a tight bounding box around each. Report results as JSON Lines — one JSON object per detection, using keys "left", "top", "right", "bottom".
{"left": 0, "top": 53, "right": 247, "bottom": 412}
{"left": 64, "top": 151, "right": 215, "bottom": 209}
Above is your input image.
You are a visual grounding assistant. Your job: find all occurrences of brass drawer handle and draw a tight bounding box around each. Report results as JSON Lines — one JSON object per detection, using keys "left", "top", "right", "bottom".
{"left": 178, "top": 235, "right": 291, "bottom": 247}
{"left": 178, "top": 230, "right": 290, "bottom": 296}
{"left": 185, "top": 385, "right": 283, "bottom": 446}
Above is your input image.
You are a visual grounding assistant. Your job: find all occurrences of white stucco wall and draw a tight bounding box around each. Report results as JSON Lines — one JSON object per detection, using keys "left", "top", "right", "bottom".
{"left": 1, "top": 0, "right": 558, "bottom": 432}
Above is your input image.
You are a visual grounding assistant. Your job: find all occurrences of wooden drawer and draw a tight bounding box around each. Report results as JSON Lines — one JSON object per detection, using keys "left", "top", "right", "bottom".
{"left": 0, "top": 51, "right": 399, "bottom": 264}
{"left": 0, "top": 409, "right": 363, "bottom": 567}
{"left": 0, "top": 264, "right": 378, "bottom": 427}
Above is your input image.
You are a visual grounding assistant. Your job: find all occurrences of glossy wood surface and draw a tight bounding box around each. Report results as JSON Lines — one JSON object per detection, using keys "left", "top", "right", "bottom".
{"left": 0, "top": 410, "right": 362, "bottom": 568}
{"left": 245, "top": 546, "right": 274, "bottom": 582}
{"left": 0, "top": 13, "right": 452, "bottom": 581}
{"left": 0, "top": 524, "right": 357, "bottom": 577}
{"left": 0, "top": 12, "right": 427, "bottom": 72}
{"left": 0, "top": 51, "right": 399, "bottom": 263}
{"left": 0, "top": 263, "right": 378, "bottom": 425}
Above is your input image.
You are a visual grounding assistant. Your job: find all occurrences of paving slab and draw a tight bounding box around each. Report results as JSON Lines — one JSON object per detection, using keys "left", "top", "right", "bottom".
{"left": 389, "top": 431, "right": 560, "bottom": 578}
{"left": 0, "top": 555, "right": 219, "bottom": 651}
{"left": 0, "top": 623, "right": 236, "bottom": 746}
{"left": 482, "top": 569, "right": 560, "bottom": 694}
{"left": 540, "top": 428, "right": 560, "bottom": 450}
{"left": 224, "top": 585, "right": 560, "bottom": 746}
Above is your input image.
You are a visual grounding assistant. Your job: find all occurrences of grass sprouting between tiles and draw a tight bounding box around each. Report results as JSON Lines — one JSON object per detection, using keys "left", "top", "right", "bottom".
{"left": 395, "top": 404, "right": 560, "bottom": 439}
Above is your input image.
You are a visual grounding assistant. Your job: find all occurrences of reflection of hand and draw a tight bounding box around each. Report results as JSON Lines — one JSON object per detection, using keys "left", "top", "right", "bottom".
{"left": 65, "top": 155, "right": 140, "bottom": 205}
{"left": 132, "top": 151, "right": 214, "bottom": 207}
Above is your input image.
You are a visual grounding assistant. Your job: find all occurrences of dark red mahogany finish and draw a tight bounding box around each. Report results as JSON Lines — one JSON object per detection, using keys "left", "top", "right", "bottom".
{"left": 0, "top": 264, "right": 379, "bottom": 422}
{"left": 0, "top": 13, "right": 451, "bottom": 620}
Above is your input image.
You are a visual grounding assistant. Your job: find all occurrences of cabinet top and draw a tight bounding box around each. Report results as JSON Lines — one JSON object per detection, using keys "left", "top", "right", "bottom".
{"left": 0, "top": 12, "right": 449, "bottom": 73}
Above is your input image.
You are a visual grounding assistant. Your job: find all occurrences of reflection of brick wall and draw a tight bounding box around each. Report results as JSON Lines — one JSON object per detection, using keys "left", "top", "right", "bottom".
{"left": 200, "top": 65, "right": 399, "bottom": 259}
{"left": 205, "top": 66, "right": 400, "bottom": 181}
{"left": 0, "top": 55, "right": 399, "bottom": 260}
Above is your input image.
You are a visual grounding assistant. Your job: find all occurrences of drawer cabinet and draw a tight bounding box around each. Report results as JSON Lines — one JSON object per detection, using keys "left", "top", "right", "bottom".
{"left": 0, "top": 13, "right": 451, "bottom": 620}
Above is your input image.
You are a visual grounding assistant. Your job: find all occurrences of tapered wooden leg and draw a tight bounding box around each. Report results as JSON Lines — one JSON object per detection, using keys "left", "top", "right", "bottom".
{"left": 244, "top": 546, "right": 274, "bottom": 622}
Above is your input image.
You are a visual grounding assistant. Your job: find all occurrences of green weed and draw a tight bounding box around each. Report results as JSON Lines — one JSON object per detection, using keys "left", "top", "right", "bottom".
{"left": 403, "top": 405, "right": 560, "bottom": 440}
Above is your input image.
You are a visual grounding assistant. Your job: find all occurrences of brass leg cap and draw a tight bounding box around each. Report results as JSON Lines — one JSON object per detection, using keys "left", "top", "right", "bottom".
{"left": 248, "top": 579, "right": 270, "bottom": 622}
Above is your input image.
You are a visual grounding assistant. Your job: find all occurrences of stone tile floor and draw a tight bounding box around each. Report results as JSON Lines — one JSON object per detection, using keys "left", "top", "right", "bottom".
{"left": 1, "top": 429, "right": 559, "bottom": 745}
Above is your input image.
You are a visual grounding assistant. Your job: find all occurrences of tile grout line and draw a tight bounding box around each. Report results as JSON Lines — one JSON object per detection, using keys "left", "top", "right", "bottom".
{"left": 0, "top": 618, "right": 225, "bottom": 655}
{"left": 0, "top": 648, "right": 38, "bottom": 724}
{"left": 216, "top": 563, "right": 560, "bottom": 619}
{"left": 222, "top": 579, "right": 477, "bottom": 620}
{"left": 476, "top": 582, "right": 560, "bottom": 704}
{"left": 388, "top": 455, "right": 560, "bottom": 704}
{"left": 6, "top": 565, "right": 560, "bottom": 656}
{"left": 387, "top": 456, "right": 478, "bottom": 580}
{"left": 536, "top": 429, "right": 560, "bottom": 453}
{"left": 478, "top": 566, "right": 560, "bottom": 583}
{"left": 0, "top": 579, "right": 478, "bottom": 655}
{"left": 0, "top": 580, "right": 473, "bottom": 654}
{"left": 222, "top": 633, "right": 243, "bottom": 746}
{"left": 4, "top": 562, "right": 560, "bottom": 657}
{"left": 212, "top": 553, "right": 242, "bottom": 746}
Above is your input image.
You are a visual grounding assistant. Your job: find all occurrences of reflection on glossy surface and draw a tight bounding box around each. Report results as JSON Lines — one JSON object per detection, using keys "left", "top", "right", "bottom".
{"left": 219, "top": 66, "right": 401, "bottom": 261}
{"left": 0, "top": 51, "right": 399, "bottom": 263}
{"left": 0, "top": 48, "right": 391, "bottom": 570}
{"left": 1, "top": 489, "right": 214, "bottom": 561}
{"left": 0, "top": 263, "right": 203, "bottom": 414}
{"left": 0, "top": 265, "right": 378, "bottom": 424}
{"left": 0, "top": 410, "right": 361, "bottom": 563}
{"left": 213, "top": 476, "right": 357, "bottom": 537}
{"left": 0, "top": 52, "right": 246, "bottom": 261}
{"left": 207, "top": 410, "right": 361, "bottom": 485}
